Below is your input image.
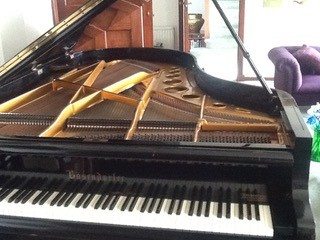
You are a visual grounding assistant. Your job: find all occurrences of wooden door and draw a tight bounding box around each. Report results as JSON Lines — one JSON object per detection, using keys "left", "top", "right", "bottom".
{"left": 178, "top": 0, "right": 190, "bottom": 52}
{"left": 51, "top": 0, "right": 153, "bottom": 49}
{"left": 52, "top": 0, "right": 89, "bottom": 24}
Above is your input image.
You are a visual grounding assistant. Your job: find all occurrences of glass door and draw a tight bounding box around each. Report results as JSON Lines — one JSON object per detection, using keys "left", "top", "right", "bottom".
{"left": 241, "top": 0, "right": 320, "bottom": 79}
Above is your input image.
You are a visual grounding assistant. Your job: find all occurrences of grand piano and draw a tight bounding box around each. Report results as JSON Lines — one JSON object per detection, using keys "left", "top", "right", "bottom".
{"left": 0, "top": 0, "right": 315, "bottom": 239}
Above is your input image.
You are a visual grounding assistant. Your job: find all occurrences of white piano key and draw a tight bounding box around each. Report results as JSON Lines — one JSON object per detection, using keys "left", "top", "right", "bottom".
{"left": 110, "top": 196, "right": 130, "bottom": 225}
{"left": 125, "top": 197, "right": 144, "bottom": 227}
{"left": 249, "top": 204, "right": 261, "bottom": 236}
{"left": 0, "top": 189, "right": 20, "bottom": 215}
{"left": 157, "top": 199, "right": 176, "bottom": 229}
{"left": 17, "top": 190, "right": 43, "bottom": 218}
{"left": 220, "top": 203, "right": 231, "bottom": 233}
{"left": 174, "top": 200, "right": 190, "bottom": 231}
{"left": 0, "top": 180, "right": 274, "bottom": 238}
{"left": 196, "top": 201, "right": 210, "bottom": 232}
{"left": 261, "top": 205, "right": 274, "bottom": 237}
{"left": 228, "top": 202, "right": 236, "bottom": 234}
{"left": 242, "top": 202, "right": 258, "bottom": 236}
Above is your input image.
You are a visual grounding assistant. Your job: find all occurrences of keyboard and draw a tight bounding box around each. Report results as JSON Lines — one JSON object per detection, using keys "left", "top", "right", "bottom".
{"left": 0, "top": 172, "right": 274, "bottom": 238}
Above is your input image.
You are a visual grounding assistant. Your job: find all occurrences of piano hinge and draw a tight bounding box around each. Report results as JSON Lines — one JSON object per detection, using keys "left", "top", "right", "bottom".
{"left": 31, "top": 61, "right": 44, "bottom": 76}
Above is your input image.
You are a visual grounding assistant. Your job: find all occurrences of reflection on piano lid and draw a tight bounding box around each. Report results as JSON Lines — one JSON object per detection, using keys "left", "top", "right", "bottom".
{"left": 0, "top": 0, "right": 315, "bottom": 240}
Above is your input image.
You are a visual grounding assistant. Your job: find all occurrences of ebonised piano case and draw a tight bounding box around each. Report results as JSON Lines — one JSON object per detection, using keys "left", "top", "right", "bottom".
{"left": 0, "top": 0, "right": 315, "bottom": 239}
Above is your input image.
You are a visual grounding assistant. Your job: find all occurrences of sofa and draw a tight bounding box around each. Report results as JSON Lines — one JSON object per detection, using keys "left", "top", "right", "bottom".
{"left": 268, "top": 46, "right": 320, "bottom": 106}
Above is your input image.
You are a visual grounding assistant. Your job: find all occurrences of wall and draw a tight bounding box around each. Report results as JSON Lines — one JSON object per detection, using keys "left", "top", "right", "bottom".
{"left": 153, "top": 0, "right": 179, "bottom": 50}
{"left": 0, "top": 36, "right": 4, "bottom": 65}
{"left": 189, "top": 0, "right": 205, "bottom": 14}
{"left": 0, "top": 0, "right": 180, "bottom": 60}
{"left": 0, "top": 0, "right": 53, "bottom": 66}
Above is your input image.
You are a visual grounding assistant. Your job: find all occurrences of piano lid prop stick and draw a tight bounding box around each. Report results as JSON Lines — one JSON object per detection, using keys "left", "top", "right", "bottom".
{"left": 211, "top": 0, "right": 274, "bottom": 98}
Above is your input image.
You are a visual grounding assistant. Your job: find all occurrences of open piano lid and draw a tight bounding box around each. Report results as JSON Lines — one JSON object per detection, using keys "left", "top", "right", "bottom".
{"left": 0, "top": 0, "right": 311, "bottom": 169}
{"left": 0, "top": 0, "right": 281, "bottom": 113}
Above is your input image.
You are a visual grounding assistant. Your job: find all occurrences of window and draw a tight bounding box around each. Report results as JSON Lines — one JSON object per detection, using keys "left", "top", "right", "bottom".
{"left": 242, "top": 0, "right": 320, "bottom": 79}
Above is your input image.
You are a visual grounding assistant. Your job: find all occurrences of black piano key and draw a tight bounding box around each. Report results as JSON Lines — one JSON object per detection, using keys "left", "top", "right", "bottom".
{"left": 140, "top": 183, "right": 155, "bottom": 213}
{"left": 7, "top": 177, "right": 30, "bottom": 203}
{"left": 197, "top": 186, "right": 206, "bottom": 217}
{"left": 253, "top": 189, "right": 261, "bottom": 221}
{"left": 94, "top": 182, "right": 114, "bottom": 209}
{"left": 102, "top": 182, "right": 121, "bottom": 210}
{"left": 128, "top": 183, "right": 144, "bottom": 212}
{"left": 15, "top": 177, "right": 42, "bottom": 203}
{"left": 0, "top": 175, "right": 11, "bottom": 188}
{"left": 176, "top": 185, "right": 186, "bottom": 215}
{"left": 217, "top": 187, "right": 224, "bottom": 218}
{"left": 37, "top": 178, "right": 64, "bottom": 205}
{"left": 82, "top": 181, "right": 104, "bottom": 209}
{"left": 246, "top": 189, "right": 252, "bottom": 220}
{"left": 64, "top": 180, "right": 86, "bottom": 207}
{"left": 21, "top": 177, "right": 48, "bottom": 204}
{"left": 205, "top": 186, "right": 212, "bottom": 217}
{"left": 156, "top": 184, "right": 168, "bottom": 213}
{"left": 75, "top": 181, "right": 96, "bottom": 208}
{"left": 50, "top": 180, "right": 74, "bottom": 206}
{"left": 226, "top": 187, "right": 231, "bottom": 219}
{"left": 9, "top": 177, "right": 34, "bottom": 203}
{"left": 0, "top": 176, "right": 18, "bottom": 197}
{"left": 109, "top": 182, "right": 127, "bottom": 210}
{"left": 57, "top": 180, "right": 80, "bottom": 207}
{"left": 32, "top": 178, "right": 55, "bottom": 204}
{"left": 0, "top": 188, "right": 15, "bottom": 201}
{"left": 121, "top": 182, "right": 138, "bottom": 211}
{"left": 188, "top": 186, "right": 198, "bottom": 216}
{"left": 15, "top": 177, "right": 43, "bottom": 203}
{"left": 238, "top": 188, "right": 244, "bottom": 220}
{"left": 0, "top": 176, "right": 24, "bottom": 201}
{"left": 148, "top": 183, "right": 162, "bottom": 213}
{"left": 168, "top": 185, "right": 180, "bottom": 215}
{"left": 75, "top": 181, "right": 98, "bottom": 208}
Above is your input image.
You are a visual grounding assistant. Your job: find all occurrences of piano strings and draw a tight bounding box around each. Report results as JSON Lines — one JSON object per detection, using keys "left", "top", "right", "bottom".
{"left": 0, "top": 59, "right": 287, "bottom": 145}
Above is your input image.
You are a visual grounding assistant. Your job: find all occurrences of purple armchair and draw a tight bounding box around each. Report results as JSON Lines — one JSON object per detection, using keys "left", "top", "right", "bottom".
{"left": 268, "top": 46, "right": 320, "bottom": 106}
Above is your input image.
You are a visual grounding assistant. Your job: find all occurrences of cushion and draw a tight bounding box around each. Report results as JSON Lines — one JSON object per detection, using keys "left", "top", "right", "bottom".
{"left": 293, "top": 45, "right": 320, "bottom": 74}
